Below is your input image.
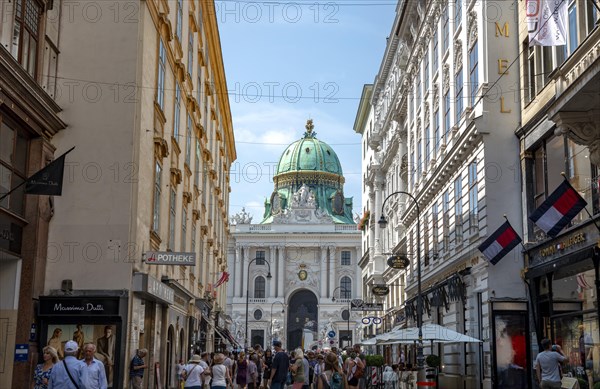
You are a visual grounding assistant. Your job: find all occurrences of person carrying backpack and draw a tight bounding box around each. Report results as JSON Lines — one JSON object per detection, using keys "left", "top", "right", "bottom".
{"left": 343, "top": 351, "right": 363, "bottom": 389}
{"left": 317, "top": 352, "right": 347, "bottom": 389}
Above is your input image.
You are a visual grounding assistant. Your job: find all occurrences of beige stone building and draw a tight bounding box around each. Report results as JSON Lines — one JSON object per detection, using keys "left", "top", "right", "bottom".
{"left": 2, "top": 0, "right": 235, "bottom": 388}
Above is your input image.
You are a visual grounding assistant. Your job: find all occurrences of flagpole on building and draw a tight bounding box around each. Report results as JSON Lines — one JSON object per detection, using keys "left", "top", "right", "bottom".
{"left": 503, "top": 214, "right": 528, "bottom": 252}
{"left": 0, "top": 147, "right": 75, "bottom": 202}
{"left": 560, "top": 172, "right": 600, "bottom": 233}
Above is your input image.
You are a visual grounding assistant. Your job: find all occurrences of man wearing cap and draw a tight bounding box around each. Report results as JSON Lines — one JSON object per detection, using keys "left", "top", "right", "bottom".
{"left": 48, "top": 340, "right": 84, "bottom": 389}
{"left": 81, "top": 343, "right": 108, "bottom": 389}
{"left": 269, "top": 341, "right": 289, "bottom": 389}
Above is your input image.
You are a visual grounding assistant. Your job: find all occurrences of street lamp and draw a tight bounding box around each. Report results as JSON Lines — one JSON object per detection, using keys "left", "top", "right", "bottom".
{"left": 270, "top": 301, "right": 285, "bottom": 346}
{"left": 378, "top": 191, "right": 424, "bottom": 372}
{"left": 245, "top": 258, "right": 272, "bottom": 350}
{"left": 331, "top": 286, "right": 351, "bottom": 348}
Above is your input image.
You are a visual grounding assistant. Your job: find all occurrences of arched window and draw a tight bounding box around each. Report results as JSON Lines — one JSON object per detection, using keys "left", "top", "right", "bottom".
{"left": 340, "top": 276, "right": 351, "bottom": 299}
{"left": 254, "top": 276, "right": 266, "bottom": 298}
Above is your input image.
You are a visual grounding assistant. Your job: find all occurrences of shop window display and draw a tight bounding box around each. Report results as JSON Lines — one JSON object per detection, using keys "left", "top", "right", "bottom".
{"left": 494, "top": 312, "right": 528, "bottom": 389}
{"left": 550, "top": 268, "right": 599, "bottom": 388}
{"left": 46, "top": 324, "right": 119, "bottom": 388}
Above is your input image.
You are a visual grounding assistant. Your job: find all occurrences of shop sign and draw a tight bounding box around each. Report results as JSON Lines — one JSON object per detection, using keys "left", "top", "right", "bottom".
{"left": 133, "top": 273, "right": 175, "bottom": 305}
{"left": 540, "top": 233, "right": 586, "bottom": 257}
{"left": 371, "top": 285, "right": 390, "bottom": 296}
{"left": 350, "top": 300, "right": 383, "bottom": 311}
{"left": 387, "top": 255, "right": 410, "bottom": 269}
{"left": 39, "top": 297, "right": 120, "bottom": 316}
{"left": 145, "top": 251, "right": 196, "bottom": 266}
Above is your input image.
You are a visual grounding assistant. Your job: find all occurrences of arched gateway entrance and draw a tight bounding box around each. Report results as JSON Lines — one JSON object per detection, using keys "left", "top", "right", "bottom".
{"left": 287, "top": 290, "right": 318, "bottom": 350}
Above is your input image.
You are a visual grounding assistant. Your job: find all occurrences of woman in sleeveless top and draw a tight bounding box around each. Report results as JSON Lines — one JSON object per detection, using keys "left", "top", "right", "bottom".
{"left": 211, "top": 354, "right": 231, "bottom": 389}
{"left": 290, "top": 349, "right": 305, "bottom": 389}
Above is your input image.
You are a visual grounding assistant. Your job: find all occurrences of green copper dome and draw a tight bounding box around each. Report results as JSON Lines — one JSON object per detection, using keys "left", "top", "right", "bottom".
{"left": 261, "top": 120, "right": 355, "bottom": 225}
{"left": 275, "top": 120, "right": 343, "bottom": 177}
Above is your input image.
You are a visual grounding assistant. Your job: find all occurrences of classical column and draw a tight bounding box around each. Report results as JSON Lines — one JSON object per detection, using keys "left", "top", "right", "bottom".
{"left": 328, "top": 245, "right": 336, "bottom": 298}
{"left": 355, "top": 246, "right": 362, "bottom": 299}
{"left": 374, "top": 172, "right": 385, "bottom": 255}
{"left": 368, "top": 185, "right": 376, "bottom": 258}
{"left": 277, "top": 245, "right": 285, "bottom": 298}
{"left": 235, "top": 245, "right": 242, "bottom": 297}
{"left": 242, "top": 246, "right": 250, "bottom": 298}
{"left": 320, "top": 246, "right": 328, "bottom": 297}
{"left": 269, "top": 246, "right": 277, "bottom": 297}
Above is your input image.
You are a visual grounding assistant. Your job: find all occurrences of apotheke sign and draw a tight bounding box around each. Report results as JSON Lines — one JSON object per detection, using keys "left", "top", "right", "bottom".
{"left": 145, "top": 251, "right": 196, "bottom": 266}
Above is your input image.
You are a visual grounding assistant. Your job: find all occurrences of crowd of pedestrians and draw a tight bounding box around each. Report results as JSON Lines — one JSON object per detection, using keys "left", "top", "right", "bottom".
{"left": 177, "top": 342, "right": 368, "bottom": 389}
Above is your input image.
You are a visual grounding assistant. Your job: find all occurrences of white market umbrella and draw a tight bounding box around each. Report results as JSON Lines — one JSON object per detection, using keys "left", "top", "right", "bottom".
{"left": 379, "top": 323, "right": 482, "bottom": 344}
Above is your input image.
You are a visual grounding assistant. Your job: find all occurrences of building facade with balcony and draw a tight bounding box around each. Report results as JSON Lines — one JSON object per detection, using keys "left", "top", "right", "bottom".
{"left": 516, "top": 0, "right": 600, "bottom": 386}
{"left": 0, "top": 1, "right": 66, "bottom": 387}
{"left": 1, "top": 0, "right": 235, "bottom": 388}
{"left": 363, "top": 0, "right": 531, "bottom": 387}
{"left": 227, "top": 120, "right": 361, "bottom": 352}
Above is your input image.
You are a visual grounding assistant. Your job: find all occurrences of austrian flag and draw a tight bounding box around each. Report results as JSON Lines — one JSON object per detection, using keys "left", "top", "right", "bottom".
{"left": 529, "top": 180, "right": 587, "bottom": 237}
{"left": 478, "top": 221, "right": 522, "bottom": 265}
{"left": 214, "top": 271, "right": 230, "bottom": 288}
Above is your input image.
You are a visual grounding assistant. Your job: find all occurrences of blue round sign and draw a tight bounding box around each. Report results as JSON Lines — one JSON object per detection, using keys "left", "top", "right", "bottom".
{"left": 328, "top": 331, "right": 336, "bottom": 338}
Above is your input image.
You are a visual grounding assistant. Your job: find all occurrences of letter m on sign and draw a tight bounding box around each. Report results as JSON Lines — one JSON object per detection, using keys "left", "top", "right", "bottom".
{"left": 495, "top": 22, "right": 509, "bottom": 37}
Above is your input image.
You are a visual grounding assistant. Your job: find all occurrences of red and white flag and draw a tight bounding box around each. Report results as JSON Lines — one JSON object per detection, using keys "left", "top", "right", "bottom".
{"left": 529, "top": 180, "right": 587, "bottom": 237}
{"left": 526, "top": 0, "right": 568, "bottom": 46}
{"left": 214, "top": 272, "right": 230, "bottom": 288}
{"left": 478, "top": 221, "right": 522, "bottom": 265}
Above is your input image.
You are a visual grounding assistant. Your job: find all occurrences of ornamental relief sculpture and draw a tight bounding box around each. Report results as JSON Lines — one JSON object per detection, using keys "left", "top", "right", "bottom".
{"left": 468, "top": 11, "right": 478, "bottom": 49}
{"left": 443, "top": 64, "right": 450, "bottom": 94}
{"left": 272, "top": 184, "right": 333, "bottom": 224}
{"left": 433, "top": 83, "right": 439, "bottom": 111}
{"left": 454, "top": 40, "right": 463, "bottom": 73}
{"left": 286, "top": 265, "right": 319, "bottom": 289}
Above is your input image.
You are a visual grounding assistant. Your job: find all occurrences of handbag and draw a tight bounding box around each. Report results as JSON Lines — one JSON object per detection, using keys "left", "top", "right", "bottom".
{"left": 286, "top": 371, "right": 293, "bottom": 385}
{"left": 184, "top": 365, "right": 198, "bottom": 381}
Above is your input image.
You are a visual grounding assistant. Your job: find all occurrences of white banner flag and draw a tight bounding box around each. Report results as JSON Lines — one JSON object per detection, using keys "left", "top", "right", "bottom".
{"left": 526, "top": 0, "right": 568, "bottom": 46}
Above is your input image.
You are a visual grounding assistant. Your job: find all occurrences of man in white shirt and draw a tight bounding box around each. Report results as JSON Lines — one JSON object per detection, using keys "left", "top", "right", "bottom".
{"left": 81, "top": 343, "right": 108, "bottom": 389}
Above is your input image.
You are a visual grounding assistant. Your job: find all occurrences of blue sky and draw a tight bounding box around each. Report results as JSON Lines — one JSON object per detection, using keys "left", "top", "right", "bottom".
{"left": 217, "top": 0, "right": 397, "bottom": 221}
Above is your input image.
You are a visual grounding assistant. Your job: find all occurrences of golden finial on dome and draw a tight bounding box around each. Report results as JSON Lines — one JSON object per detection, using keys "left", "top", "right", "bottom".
{"left": 303, "top": 119, "right": 316, "bottom": 138}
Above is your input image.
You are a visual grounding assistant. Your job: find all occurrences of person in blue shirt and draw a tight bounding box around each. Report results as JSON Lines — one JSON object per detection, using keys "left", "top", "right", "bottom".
{"left": 80, "top": 343, "right": 108, "bottom": 389}
{"left": 48, "top": 340, "right": 83, "bottom": 389}
{"left": 130, "top": 348, "right": 148, "bottom": 389}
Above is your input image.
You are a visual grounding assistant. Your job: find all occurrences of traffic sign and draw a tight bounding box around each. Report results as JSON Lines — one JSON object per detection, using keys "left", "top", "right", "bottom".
{"left": 328, "top": 330, "right": 336, "bottom": 338}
